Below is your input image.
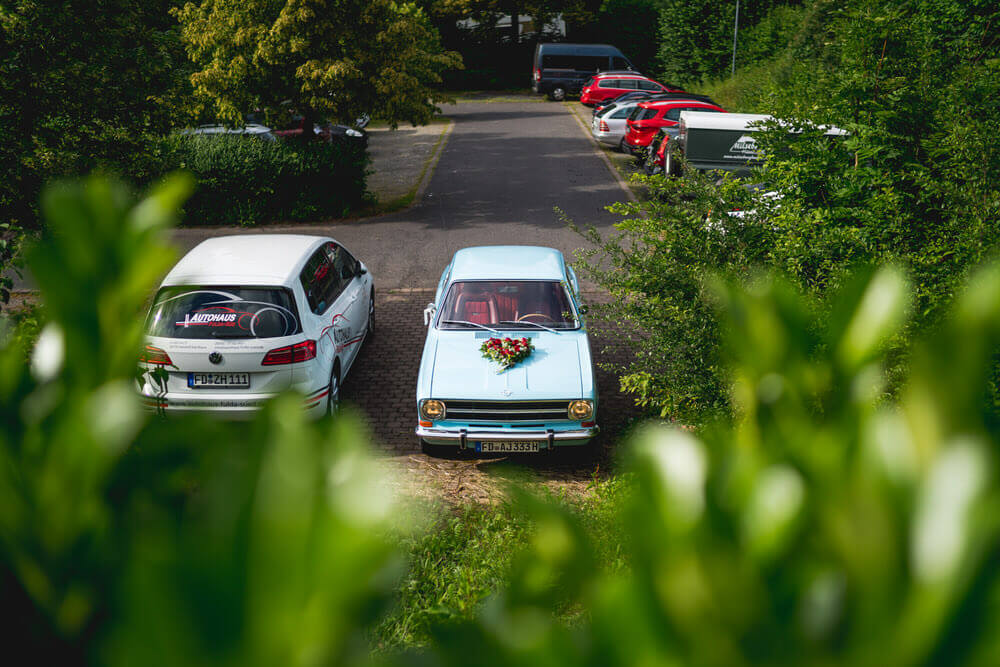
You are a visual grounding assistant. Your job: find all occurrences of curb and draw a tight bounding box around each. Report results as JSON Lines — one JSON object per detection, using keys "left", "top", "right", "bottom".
{"left": 561, "top": 103, "right": 638, "bottom": 204}
{"left": 412, "top": 120, "right": 454, "bottom": 203}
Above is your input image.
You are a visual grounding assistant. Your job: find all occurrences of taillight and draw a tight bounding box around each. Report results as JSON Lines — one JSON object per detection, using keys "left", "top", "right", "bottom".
{"left": 262, "top": 339, "right": 317, "bottom": 365}
{"left": 534, "top": 68, "right": 540, "bottom": 81}
{"left": 140, "top": 345, "right": 172, "bottom": 365}
{"left": 599, "top": 120, "right": 610, "bottom": 132}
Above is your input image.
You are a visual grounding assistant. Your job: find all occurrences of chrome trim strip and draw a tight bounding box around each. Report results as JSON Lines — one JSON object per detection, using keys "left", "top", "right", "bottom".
{"left": 416, "top": 426, "right": 598, "bottom": 444}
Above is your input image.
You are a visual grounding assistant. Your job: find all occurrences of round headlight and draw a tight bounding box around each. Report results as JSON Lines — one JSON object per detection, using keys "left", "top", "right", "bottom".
{"left": 568, "top": 400, "right": 593, "bottom": 421}
{"left": 420, "top": 399, "right": 446, "bottom": 421}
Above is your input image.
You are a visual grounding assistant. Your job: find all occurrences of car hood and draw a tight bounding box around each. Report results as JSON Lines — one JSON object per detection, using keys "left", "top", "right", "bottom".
{"left": 424, "top": 331, "right": 592, "bottom": 401}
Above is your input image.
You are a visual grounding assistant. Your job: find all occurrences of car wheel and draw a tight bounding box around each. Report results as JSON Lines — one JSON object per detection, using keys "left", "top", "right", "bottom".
{"left": 665, "top": 148, "right": 681, "bottom": 177}
{"left": 326, "top": 366, "right": 340, "bottom": 417}
{"left": 549, "top": 86, "right": 566, "bottom": 101}
{"left": 617, "top": 137, "right": 627, "bottom": 153}
{"left": 644, "top": 146, "right": 662, "bottom": 175}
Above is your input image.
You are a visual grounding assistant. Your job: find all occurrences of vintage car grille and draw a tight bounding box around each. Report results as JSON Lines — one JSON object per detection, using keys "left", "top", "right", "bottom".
{"left": 444, "top": 400, "right": 570, "bottom": 422}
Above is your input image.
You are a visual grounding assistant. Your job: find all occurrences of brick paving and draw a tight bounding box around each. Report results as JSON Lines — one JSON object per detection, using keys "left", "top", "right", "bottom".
{"left": 340, "top": 289, "right": 645, "bottom": 481}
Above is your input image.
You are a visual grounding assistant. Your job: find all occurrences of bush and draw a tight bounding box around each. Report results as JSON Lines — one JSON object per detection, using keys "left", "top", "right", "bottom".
{"left": 150, "top": 135, "right": 369, "bottom": 226}
{"left": 570, "top": 172, "right": 769, "bottom": 422}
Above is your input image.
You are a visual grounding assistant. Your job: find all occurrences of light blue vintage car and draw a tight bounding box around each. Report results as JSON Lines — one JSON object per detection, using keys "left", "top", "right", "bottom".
{"left": 416, "top": 246, "right": 599, "bottom": 454}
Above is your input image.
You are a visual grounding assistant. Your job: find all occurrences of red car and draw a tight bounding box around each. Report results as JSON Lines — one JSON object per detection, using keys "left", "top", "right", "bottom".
{"left": 623, "top": 99, "right": 726, "bottom": 155}
{"left": 579, "top": 73, "right": 676, "bottom": 106}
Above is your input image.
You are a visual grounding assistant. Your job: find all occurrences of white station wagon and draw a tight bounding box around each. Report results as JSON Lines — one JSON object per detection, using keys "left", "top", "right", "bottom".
{"left": 139, "top": 234, "right": 374, "bottom": 418}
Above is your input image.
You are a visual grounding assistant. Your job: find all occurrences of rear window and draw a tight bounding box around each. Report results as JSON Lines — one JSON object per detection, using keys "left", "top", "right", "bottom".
{"left": 146, "top": 286, "right": 302, "bottom": 339}
{"left": 629, "top": 106, "right": 658, "bottom": 121}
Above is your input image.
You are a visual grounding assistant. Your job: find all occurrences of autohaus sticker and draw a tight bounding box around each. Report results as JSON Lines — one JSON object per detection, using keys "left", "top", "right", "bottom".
{"left": 724, "top": 134, "right": 760, "bottom": 160}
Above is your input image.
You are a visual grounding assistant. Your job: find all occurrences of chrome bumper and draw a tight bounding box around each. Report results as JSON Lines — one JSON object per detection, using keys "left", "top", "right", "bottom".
{"left": 416, "top": 425, "right": 599, "bottom": 448}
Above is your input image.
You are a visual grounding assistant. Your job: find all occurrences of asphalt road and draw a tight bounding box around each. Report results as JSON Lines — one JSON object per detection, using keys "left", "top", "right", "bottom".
{"left": 172, "top": 101, "right": 629, "bottom": 289}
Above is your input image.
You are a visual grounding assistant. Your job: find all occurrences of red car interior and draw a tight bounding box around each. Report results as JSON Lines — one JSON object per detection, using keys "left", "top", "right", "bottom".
{"left": 447, "top": 282, "right": 565, "bottom": 325}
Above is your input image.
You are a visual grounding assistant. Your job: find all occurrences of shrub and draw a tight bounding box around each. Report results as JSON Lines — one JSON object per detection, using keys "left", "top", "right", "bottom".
{"left": 151, "top": 134, "right": 369, "bottom": 226}
{"left": 570, "top": 172, "right": 769, "bottom": 422}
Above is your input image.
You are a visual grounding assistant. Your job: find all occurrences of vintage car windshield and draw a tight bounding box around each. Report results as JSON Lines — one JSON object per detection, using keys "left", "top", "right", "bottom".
{"left": 146, "top": 286, "right": 302, "bottom": 339}
{"left": 437, "top": 280, "right": 578, "bottom": 330}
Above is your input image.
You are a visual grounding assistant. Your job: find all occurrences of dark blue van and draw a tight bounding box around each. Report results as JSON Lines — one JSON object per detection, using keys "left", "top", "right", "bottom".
{"left": 532, "top": 43, "right": 636, "bottom": 101}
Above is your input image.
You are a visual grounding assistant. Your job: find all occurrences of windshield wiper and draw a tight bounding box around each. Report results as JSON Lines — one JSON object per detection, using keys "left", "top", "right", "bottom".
{"left": 440, "top": 319, "right": 499, "bottom": 334}
{"left": 497, "top": 320, "right": 560, "bottom": 334}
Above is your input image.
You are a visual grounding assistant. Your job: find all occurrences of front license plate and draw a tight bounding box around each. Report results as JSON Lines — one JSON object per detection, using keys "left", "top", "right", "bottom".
{"left": 188, "top": 372, "right": 250, "bottom": 388}
{"left": 475, "top": 441, "right": 541, "bottom": 453}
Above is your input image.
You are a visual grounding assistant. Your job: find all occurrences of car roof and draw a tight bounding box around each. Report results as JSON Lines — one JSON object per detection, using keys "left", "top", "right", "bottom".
{"left": 638, "top": 99, "right": 722, "bottom": 110}
{"left": 188, "top": 123, "right": 273, "bottom": 135}
{"left": 449, "top": 246, "right": 567, "bottom": 282}
{"left": 678, "top": 111, "right": 847, "bottom": 135}
{"left": 161, "top": 234, "right": 327, "bottom": 287}
{"left": 594, "top": 73, "right": 646, "bottom": 80}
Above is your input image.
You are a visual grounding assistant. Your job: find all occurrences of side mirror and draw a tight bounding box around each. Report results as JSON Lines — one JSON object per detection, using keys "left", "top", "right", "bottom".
{"left": 357, "top": 263, "right": 368, "bottom": 276}
{"left": 423, "top": 302, "right": 436, "bottom": 326}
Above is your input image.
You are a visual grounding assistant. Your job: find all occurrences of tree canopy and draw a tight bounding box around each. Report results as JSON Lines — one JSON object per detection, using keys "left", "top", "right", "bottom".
{"left": 174, "top": 0, "right": 463, "bottom": 127}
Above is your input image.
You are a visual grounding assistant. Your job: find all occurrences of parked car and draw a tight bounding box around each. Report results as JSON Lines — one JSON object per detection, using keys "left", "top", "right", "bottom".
{"left": 184, "top": 123, "right": 278, "bottom": 141}
{"left": 273, "top": 116, "right": 368, "bottom": 148}
{"left": 579, "top": 73, "right": 676, "bottom": 106}
{"left": 416, "top": 246, "right": 598, "bottom": 455}
{"left": 623, "top": 99, "right": 726, "bottom": 156}
{"left": 532, "top": 43, "right": 635, "bottom": 101}
{"left": 592, "top": 101, "right": 644, "bottom": 151}
{"left": 139, "top": 235, "right": 374, "bottom": 419}
{"left": 592, "top": 89, "right": 713, "bottom": 116}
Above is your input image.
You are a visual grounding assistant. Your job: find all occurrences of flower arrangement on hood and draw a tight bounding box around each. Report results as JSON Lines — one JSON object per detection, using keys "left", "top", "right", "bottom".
{"left": 480, "top": 337, "right": 534, "bottom": 372}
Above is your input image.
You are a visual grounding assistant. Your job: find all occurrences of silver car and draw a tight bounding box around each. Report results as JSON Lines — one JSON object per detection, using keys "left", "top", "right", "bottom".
{"left": 590, "top": 101, "right": 642, "bottom": 151}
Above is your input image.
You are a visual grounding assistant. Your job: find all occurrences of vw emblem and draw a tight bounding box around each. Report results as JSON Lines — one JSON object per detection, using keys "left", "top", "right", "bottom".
{"left": 208, "top": 352, "right": 223, "bottom": 365}
{"left": 501, "top": 388, "right": 512, "bottom": 397}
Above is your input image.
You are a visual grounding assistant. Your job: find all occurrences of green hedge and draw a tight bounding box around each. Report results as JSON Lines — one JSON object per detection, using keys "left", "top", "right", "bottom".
{"left": 150, "top": 134, "right": 369, "bottom": 226}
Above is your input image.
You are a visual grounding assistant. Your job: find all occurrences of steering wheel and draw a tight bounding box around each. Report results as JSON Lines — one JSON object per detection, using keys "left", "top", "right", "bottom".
{"left": 517, "top": 313, "right": 550, "bottom": 322}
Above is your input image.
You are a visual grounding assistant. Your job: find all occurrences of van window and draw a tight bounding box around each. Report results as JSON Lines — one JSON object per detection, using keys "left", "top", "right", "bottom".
{"left": 542, "top": 54, "right": 608, "bottom": 72}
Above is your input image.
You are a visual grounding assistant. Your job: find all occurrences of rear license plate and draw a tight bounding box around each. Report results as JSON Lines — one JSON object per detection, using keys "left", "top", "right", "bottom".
{"left": 188, "top": 372, "right": 250, "bottom": 388}
{"left": 475, "top": 441, "right": 540, "bottom": 453}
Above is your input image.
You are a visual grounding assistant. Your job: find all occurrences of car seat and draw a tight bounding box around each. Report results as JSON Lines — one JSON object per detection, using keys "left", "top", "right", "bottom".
{"left": 454, "top": 285, "right": 498, "bottom": 325}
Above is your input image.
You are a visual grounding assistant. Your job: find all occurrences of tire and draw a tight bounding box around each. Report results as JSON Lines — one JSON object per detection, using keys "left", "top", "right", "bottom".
{"left": 617, "top": 137, "right": 627, "bottom": 153}
{"left": 665, "top": 147, "right": 681, "bottom": 177}
{"left": 549, "top": 86, "right": 566, "bottom": 101}
{"left": 325, "top": 366, "right": 340, "bottom": 417}
{"left": 644, "top": 145, "right": 662, "bottom": 176}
